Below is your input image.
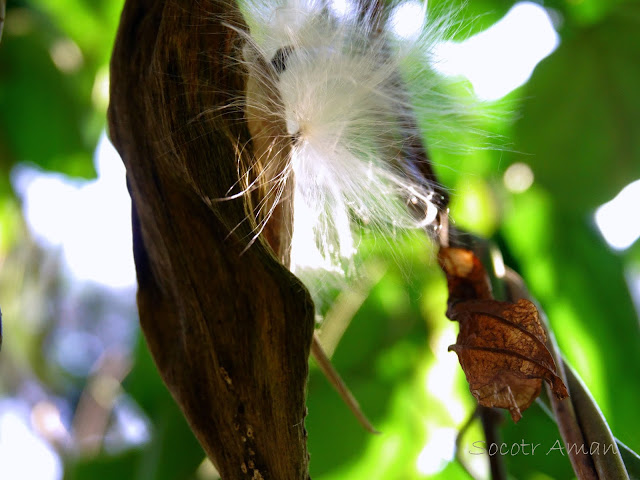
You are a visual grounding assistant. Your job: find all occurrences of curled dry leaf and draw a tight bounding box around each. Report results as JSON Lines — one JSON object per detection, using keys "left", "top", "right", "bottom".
{"left": 439, "top": 247, "right": 568, "bottom": 422}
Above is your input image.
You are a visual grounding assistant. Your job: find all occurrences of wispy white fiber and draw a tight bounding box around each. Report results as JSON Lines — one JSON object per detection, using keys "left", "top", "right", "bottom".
{"left": 234, "top": 0, "right": 462, "bottom": 274}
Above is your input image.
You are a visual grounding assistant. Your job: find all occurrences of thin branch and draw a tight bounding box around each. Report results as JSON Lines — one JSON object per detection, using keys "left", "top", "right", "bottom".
{"left": 503, "top": 267, "right": 599, "bottom": 480}
{"left": 478, "top": 407, "right": 507, "bottom": 480}
{"left": 310, "top": 335, "right": 379, "bottom": 434}
{"left": 565, "top": 365, "right": 630, "bottom": 480}
{"left": 454, "top": 408, "right": 480, "bottom": 480}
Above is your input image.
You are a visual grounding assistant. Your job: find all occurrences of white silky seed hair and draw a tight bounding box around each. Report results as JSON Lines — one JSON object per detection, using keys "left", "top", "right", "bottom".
{"left": 235, "top": 0, "right": 461, "bottom": 277}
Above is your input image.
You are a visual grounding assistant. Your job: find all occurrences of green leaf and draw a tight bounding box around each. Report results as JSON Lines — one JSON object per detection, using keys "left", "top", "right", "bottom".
{"left": 619, "top": 440, "right": 640, "bottom": 480}
{"left": 514, "top": 3, "right": 640, "bottom": 212}
{"left": 428, "top": 0, "right": 519, "bottom": 39}
{"left": 499, "top": 402, "right": 575, "bottom": 480}
{"left": 0, "top": 10, "right": 96, "bottom": 178}
{"left": 28, "top": 0, "right": 125, "bottom": 64}
{"left": 544, "top": 0, "right": 629, "bottom": 27}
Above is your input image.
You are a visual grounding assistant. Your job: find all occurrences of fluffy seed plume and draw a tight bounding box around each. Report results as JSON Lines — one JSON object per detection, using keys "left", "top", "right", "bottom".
{"left": 232, "top": 0, "right": 462, "bottom": 275}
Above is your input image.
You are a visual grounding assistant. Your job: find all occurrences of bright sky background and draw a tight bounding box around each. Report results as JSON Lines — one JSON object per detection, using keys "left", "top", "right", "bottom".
{"left": 13, "top": 132, "right": 135, "bottom": 288}
{"left": 429, "top": 1, "right": 560, "bottom": 101}
{"left": 0, "top": 400, "right": 63, "bottom": 480}
{"left": 595, "top": 179, "right": 640, "bottom": 250}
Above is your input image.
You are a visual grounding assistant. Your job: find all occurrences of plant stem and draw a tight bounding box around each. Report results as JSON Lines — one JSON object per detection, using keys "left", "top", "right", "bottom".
{"left": 503, "top": 268, "right": 599, "bottom": 480}
{"left": 479, "top": 407, "right": 508, "bottom": 480}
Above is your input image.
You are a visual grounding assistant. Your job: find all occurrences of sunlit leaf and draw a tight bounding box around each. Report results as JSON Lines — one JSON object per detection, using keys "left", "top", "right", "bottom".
{"left": 514, "top": 2, "right": 640, "bottom": 212}
{"left": 0, "top": 9, "right": 96, "bottom": 177}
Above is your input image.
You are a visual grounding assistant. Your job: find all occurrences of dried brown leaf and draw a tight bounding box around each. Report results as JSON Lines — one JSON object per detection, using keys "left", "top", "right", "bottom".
{"left": 439, "top": 247, "right": 568, "bottom": 422}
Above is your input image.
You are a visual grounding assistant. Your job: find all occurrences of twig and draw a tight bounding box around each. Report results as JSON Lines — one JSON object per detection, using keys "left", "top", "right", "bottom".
{"left": 537, "top": 394, "right": 636, "bottom": 480}
{"left": 454, "top": 408, "right": 480, "bottom": 480}
{"left": 503, "top": 267, "right": 599, "bottom": 480}
{"left": 478, "top": 407, "right": 507, "bottom": 480}
{"left": 310, "top": 334, "right": 379, "bottom": 434}
{"left": 72, "top": 349, "right": 131, "bottom": 454}
{"left": 565, "top": 365, "right": 630, "bottom": 480}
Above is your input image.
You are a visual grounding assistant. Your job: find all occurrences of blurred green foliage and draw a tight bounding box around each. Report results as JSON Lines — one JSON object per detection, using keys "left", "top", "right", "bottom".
{"left": 0, "top": 1, "right": 639, "bottom": 480}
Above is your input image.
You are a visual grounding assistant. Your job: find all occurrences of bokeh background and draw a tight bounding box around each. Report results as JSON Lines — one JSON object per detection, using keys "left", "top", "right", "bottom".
{"left": 0, "top": 0, "right": 639, "bottom": 479}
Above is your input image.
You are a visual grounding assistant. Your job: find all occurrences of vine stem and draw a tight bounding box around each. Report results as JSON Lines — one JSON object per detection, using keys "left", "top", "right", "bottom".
{"left": 502, "top": 267, "right": 600, "bottom": 480}
{"left": 478, "top": 407, "right": 508, "bottom": 480}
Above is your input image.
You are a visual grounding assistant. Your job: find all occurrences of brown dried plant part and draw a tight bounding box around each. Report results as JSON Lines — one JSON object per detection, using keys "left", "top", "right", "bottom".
{"left": 449, "top": 298, "right": 569, "bottom": 422}
{"left": 438, "top": 247, "right": 492, "bottom": 304}
{"left": 439, "top": 247, "right": 568, "bottom": 422}
{"left": 0, "top": 0, "right": 4, "bottom": 39}
{"left": 108, "top": 1, "right": 315, "bottom": 477}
